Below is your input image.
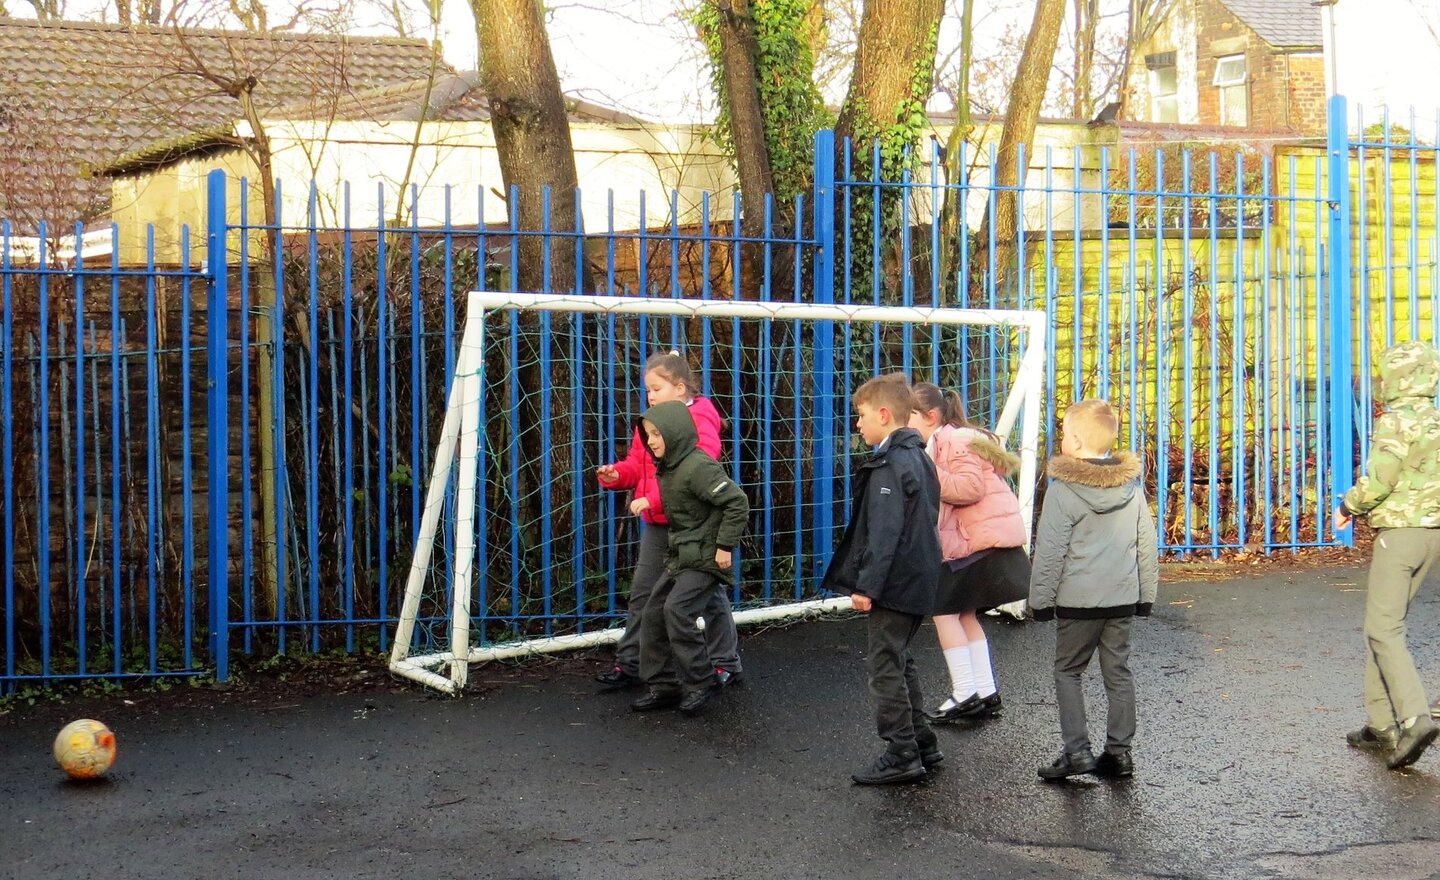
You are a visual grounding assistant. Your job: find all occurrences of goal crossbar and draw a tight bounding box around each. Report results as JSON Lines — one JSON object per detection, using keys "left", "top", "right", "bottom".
{"left": 389, "top": 290, "right": 1047, "bottom": 693}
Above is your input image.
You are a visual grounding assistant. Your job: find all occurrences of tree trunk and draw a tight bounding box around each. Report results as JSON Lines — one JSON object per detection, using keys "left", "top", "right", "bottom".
{"left": 833, "top": 0, "right": 944, "bottom": 310}
{"left": 1071, "top": 0, "right": 1099, "bottom": 119}
{"left": 1116, "top": 0, "right": 1166, "bottom": 119}
{"left": 469, "top": 0, "right": 581, "bottom": 609}
{"left": 708, "top": 0, "right": 774, "bottom": 300}
{"left": 471, "top": 0, "right": 584, "bottom": 294}
{"left": 833, "top": 0, "right": 945, "bottom": 149}
{"left": 975, "top": 0, "right": 1066, "bottom": 303}
{"left": 939, "top": 0, "right": 976, "bottom": 304}
{"left": 237, "top": 83, "right": 282, "bottom": 619}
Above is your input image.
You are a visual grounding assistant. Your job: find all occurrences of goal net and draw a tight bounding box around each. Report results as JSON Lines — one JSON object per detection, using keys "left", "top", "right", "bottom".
{"left": 389, "top": 291, "right": 1047, "bottom": 693}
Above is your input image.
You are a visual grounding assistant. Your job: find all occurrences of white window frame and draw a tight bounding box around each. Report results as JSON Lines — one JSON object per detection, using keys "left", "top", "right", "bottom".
{"left": 1150, "top": 65, "right": 1179, "bottom": 123}
{"left": 1213, "top": 54, "right": 1247, "bottom": 87}
{"left": 1213, "top": 54, "right": 1248, "bottom": 126}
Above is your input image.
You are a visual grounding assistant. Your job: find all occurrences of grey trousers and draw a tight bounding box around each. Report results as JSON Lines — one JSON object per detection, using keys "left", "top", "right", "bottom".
{"left": 1364, "top": 527, "right": 1440, "bottom": 730}
{"left": 867, "top": 607, "right": 934, "bottom": 755}
{"left": 614, "top": 523, "right": 741, "bottom": 676}
{"left": 639, "top": 568, "right": 729, "bottom": 692}
{"left": 1054, "top": 616, "right": 1136, "bottom": 756}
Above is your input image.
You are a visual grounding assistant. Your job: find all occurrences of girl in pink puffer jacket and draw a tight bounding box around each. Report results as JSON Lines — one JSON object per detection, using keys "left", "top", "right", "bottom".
{"left": 909, "top": 382, "right": 1032, "bottom": 723}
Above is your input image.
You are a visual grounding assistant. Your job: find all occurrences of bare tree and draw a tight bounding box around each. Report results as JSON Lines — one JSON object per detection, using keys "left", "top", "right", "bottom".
{"left": 115, "top": 0, "right": 168, "bottom": 25}
{"left": 704, "top": 0, "right": 775, "bottom": 226}
{"left": 936, "top": 0, "right": 975, "bottom": 301}
{"left": 975, "top": 0, "right": 1067, "bottom": 298}
{"left": 20, "top": 0, "right": 61, "bottom": 20}
{"left": 471, "top": 0, "right": 584, "bottom": 293}
{"left": 1409, "top": 0, "right": 1440, "bottom": 47}
{"left": 116, "top": 13, "right": 423, "bottom": 615}
{"left": 1070, "top": 0, "right": 1099, "bottom": 117}
{"left": 1115, "top": 0, "right": 1172, "bottom": 117}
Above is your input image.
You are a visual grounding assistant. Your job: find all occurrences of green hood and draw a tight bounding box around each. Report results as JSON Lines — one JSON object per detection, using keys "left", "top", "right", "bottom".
{"left": 640, "top": 400, "right": 698, "bottom": 469}
{"left": 1378, "top": 341, "right": 1440, "bottom": 404}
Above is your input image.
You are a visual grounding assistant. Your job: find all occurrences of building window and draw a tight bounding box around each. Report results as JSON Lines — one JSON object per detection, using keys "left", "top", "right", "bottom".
{"left": 1213, "top": 54, "right": 1248, "bottom": 126}
{"left": 1149, "top": 65, "right": 1178, "bottom": 123}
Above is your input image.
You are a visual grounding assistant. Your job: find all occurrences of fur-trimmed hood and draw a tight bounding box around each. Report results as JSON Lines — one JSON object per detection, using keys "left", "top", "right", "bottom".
{"left": 956, "top": 428, "right": 1020, "bottom": 477}
{"left": 1045, "top": 451, "right": 1142, "bottom": 514}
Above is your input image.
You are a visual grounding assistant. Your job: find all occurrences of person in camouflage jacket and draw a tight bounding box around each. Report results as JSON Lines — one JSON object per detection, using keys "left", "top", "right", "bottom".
{"left": 1336, "top": 341, "right": 1440, "bottom": 770}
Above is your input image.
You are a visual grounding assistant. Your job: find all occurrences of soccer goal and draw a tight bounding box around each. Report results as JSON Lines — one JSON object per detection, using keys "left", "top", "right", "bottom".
{"left": 388, "top": 290, "right": 1047, "bottom": 693}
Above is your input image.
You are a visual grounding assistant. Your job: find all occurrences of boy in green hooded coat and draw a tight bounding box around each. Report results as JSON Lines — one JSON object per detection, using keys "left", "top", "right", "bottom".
{"left": 629, "top": 400, "right": 750, "bottom": 717}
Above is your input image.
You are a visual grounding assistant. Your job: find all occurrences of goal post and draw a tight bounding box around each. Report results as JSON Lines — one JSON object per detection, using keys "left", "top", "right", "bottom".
{"left": 389, "top": 290, "right": 1047, "bottom": 693}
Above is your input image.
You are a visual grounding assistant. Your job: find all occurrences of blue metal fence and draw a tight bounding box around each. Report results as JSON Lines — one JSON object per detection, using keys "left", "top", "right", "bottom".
{"left": 3, "top": 95, "right": 1437, "bottom": 688}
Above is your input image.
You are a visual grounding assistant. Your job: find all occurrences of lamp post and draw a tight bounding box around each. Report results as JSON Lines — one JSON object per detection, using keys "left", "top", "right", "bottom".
{"left": 1313, "top": 0, "right": 1340, "bottom": 98}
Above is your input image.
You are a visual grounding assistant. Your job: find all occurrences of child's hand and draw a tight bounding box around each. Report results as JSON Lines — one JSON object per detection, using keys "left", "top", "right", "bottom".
{"left": 596, "top": 464, "right": 619, "bottom": 484}
{"left": 715, "top": 548, "right": 732, "bottom": 570}
{"left": 629, "top": 497, "right": 651, "bottom": 516}
{"left": 1334, "top": 505, "right": 1352, "bottom": 531}
{"left": 850, "top": 593, "right": 872, "bottom": 612}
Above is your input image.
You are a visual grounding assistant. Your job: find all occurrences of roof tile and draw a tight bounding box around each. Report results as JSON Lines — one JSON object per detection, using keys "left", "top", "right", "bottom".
{"left": 0, "top": 17, "right": 440, "bottom": 228}
{"left": 1215, "top": 0, "right": 1324, "bottom": 49}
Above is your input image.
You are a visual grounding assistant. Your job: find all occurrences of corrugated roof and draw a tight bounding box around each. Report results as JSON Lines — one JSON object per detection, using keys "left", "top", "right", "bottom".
{"left": 265, "top": 71, "right": 650, "bottom": 126}
{"left": 1216, "top": 0, "right": 1324, "bottom": 48}
{"left": 100, "top": 72, "right": 654, "bottom": 177}
{"left": 0, "top": 18, "right": 441, "bottom": 229}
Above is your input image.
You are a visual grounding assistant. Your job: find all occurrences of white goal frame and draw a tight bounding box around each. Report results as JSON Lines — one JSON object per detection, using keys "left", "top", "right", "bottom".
{"left": 389, "top": 290, "right": 1048, "bottom": 693}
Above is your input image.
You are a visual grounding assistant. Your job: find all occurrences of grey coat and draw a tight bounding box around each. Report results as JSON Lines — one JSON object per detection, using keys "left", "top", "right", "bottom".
{"left": 1027, "top": 452, "right": 1160, "bottom": 621}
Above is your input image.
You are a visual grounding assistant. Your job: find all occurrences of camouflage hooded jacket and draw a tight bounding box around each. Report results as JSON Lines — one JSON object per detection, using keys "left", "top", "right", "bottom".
{"left": 1341, "top": 342, "right": 1440, "bottom": 529}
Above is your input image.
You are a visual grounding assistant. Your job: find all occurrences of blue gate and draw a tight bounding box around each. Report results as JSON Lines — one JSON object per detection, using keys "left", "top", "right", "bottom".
{"left": 5, "top": 94, "right": 1436, "bottom": 689}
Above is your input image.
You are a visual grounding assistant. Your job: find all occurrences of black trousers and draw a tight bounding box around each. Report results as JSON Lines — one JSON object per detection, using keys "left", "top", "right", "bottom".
{"left": 614, "top": 524, "right": 741, "bottom": 677}
{"left": 639, "top": 569, "right": 724, "bottom": 692}
{"left": 866, "top": 606, "right": 933, "bottom": 754}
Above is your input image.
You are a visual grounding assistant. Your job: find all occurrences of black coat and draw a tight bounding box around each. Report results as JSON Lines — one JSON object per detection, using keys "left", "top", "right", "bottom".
{"left": 821, "top": 427, "right": 942, "bottom": 616}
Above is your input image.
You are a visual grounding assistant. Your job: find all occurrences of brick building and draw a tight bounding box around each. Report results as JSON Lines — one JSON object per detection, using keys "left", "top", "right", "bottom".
{"left": 1122, "top": 0, "right": 1327, "bottom": 135}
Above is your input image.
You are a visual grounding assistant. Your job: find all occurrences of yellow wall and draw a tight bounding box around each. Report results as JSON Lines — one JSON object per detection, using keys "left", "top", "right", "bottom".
{"left": 108, "top": 119, "right": 739, "bottom": 266}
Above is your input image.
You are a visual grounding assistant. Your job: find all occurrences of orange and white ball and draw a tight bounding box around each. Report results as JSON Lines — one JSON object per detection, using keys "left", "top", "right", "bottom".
{"left": 53, "top": 719, "right": 116, "bottom": 780}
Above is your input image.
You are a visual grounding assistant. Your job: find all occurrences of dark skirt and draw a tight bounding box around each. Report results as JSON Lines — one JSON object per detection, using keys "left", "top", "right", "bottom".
{"left": 932, "top": 546, "right": 1032, "bottom": 615}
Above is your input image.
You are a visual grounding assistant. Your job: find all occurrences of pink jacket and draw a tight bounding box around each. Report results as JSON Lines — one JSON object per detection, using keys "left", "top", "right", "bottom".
{"left": 599, "top": 396, "right": 723, "bottom": 526}
{"left": 928, "top": 425, "right": 1027, "bottom": 561}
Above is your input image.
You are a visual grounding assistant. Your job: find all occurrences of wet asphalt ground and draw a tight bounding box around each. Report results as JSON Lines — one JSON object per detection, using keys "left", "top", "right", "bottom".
{"left": 4, "top": 563, "right": 1440, "bottom": 880}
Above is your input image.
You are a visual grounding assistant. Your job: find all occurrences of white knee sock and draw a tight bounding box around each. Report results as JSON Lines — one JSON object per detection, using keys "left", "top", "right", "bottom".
{"left": 943, "top": 646, "right": 975, "bottom": 706}
{"left": 969, "top": 637, "right": 997, "bottom": 698}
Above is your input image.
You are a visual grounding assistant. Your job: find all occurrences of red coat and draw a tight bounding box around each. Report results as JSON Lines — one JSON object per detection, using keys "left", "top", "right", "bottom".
{"left": 928, "top": 425, "right": 1027, "bottom": 561}
{"left": 599, "top": 396, "right": 723, "bottom": 526}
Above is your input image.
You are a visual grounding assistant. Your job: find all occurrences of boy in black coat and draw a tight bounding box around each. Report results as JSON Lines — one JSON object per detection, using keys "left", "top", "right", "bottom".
{"left": 822, "top": 373, "right": 944, "bottom": 784}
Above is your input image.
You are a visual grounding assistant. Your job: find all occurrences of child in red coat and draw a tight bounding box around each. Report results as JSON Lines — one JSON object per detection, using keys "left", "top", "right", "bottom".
{"left": 594, "top": 350, "right": 743, "bottom": 689}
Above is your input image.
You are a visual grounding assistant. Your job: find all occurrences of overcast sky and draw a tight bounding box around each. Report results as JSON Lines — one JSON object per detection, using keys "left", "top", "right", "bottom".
{"left": 431, "top": 0, "right": 1440, "bottom": 130}
{"left": 18, "top": 0, "right": 1440, "bottom": 130}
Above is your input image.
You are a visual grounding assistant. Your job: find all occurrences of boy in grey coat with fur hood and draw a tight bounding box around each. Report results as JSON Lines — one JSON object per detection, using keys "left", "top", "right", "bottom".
{"left": 1028, "top": 399, "right": 1159, "bottom": 781}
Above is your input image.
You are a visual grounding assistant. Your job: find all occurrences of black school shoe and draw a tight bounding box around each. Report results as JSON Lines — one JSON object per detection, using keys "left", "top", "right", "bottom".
{"left": 595, "top": 665, "right": 643, "bottom": 689}
{"left": 630, "top": 688, "right": 682, "bottom": 712}
{"left": 1388, "top": 715, "right": 1439, "bottom": 770}
{"left": 852, "top": 749, "right": 926, "bottom": 785}
{"left": 1037, "top": 748, "right": 1097, "bottom": 781}
{"left": 918, "top": 739, "right": 945, "bottom": 768}
{"left": 959, "top": 693, "right": 1003, "bottom": 719}
{"left": 925, "top": 692, "right": 1002, "bottom": 724}
{"left": 714, "top": 666, "right": 744, "bottom": 687}
{"left": 1093, "top": 750, "right": 1133, "bottom": 778}
{"left": 678, "top": 682, "right": 721, "bottom": 717}
{"left": 1347, "top": 724, "right": 1399, "bottom": 751}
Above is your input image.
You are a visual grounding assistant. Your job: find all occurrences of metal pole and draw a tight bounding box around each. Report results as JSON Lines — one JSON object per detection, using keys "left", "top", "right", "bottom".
{"left": 205, "top": 170, "right": 232, "bottom": 678}
{"left": 1326, "top": 95, "right": 1355, "bottom": 547}
{"left": 811, "top": 130, "right": 836, "bottom": 591}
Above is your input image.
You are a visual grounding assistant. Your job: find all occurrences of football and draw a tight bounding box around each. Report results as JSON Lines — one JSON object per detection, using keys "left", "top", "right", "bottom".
{"left": 53, "top": 719, "right": 116, "bottom": 780}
